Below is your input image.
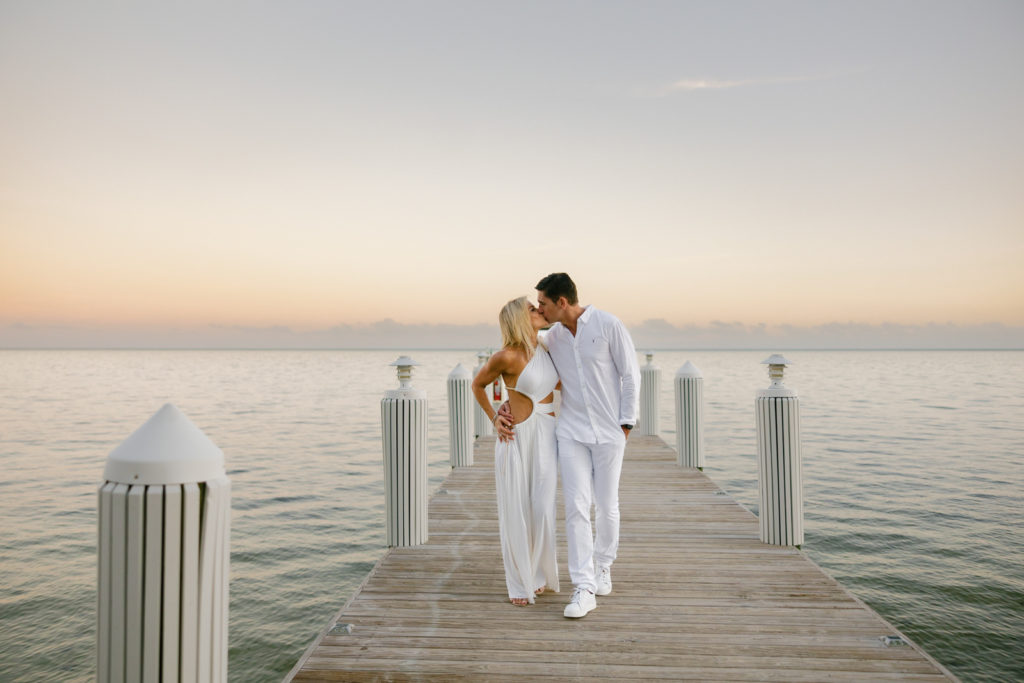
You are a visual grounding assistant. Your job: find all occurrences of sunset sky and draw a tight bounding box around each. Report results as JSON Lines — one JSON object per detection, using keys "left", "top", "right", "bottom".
{"left": 2, "top": 1, "right": 1022, "bottom": 348}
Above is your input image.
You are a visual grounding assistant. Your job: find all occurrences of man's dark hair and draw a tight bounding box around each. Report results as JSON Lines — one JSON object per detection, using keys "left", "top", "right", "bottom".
{"left": 536, "top": 272, "right": 578, "bottom": 305}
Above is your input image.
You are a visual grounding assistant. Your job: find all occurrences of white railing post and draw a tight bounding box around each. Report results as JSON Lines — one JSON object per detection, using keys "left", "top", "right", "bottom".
{"left": 447, "top": 363, "right": 474, "bottom": 467}
{"left": 98, "top": 403, "right": 230, "bottom": 683}
{"left": 472, "top": 350, "right": 493, "bottom": 438}
{"left": 381, "top": 356, "right": 428, "bottom": 547}
{"left": 755, "top": 354, "right": 804, "bottom": 547}
{"left": 674, "top": 361, "right": 704, "bottom": 470}
{"left": 638, "top": 352, "right": 660, "bottom": 436}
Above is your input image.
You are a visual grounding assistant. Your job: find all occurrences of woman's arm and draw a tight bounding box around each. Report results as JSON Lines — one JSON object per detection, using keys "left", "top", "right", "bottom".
{"left": 472, "top": 351, "right": 507, "bottom": 425}
{"left": 473, "top": 350, "right": 517, "bottom": 441}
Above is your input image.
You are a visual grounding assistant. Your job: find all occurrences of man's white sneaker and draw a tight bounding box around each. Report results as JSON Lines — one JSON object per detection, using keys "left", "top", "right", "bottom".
{"left": 595, "top": 566, "right": 612, "bottom": 596}
{"left": 563, "top": 587, "right": 596, "bottom": 618}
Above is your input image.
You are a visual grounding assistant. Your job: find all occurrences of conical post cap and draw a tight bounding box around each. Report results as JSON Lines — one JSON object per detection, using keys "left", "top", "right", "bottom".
{"left": 676, "top": 360, "right": 703, "bottom": 378}
{"left": 448, "top": 363, "right": 471, "bottom": 380}
{"left": 103, "top": 403, "right": 225, "bottom": 485}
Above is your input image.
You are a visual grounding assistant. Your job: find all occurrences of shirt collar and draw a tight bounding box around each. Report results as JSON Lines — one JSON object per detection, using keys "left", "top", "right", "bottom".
{"left": 578, "top": 305, "right": 594, "bottom": 325}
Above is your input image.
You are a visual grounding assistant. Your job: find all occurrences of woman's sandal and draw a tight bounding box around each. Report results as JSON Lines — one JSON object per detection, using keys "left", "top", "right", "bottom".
{"left": 509, "top": 586, "right": 547, "bottom": 605}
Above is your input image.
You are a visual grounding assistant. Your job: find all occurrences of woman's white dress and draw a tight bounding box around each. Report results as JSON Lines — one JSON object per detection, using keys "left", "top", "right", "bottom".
{"left": 495, "top": 346, "right": 560, "bottom": 603}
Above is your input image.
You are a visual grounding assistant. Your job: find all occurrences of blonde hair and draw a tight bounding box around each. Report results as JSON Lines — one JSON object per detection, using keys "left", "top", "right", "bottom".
{"left": 499, "top": 296, "right": 537, "bottom": 360}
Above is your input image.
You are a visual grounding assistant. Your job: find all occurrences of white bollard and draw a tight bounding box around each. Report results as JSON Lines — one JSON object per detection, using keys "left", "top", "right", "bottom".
{"left": 381, "top": 356, "right": 428, "bottom": 547}
{"left": 98, "top": 403, "right": 230, "bottom": 683}
{"left": 674, "top": 361, "right": 704, "bottom": 470}
{"left": 638, "top": 352, "right": 660, "bottom": 436}
{"left": 755, "top": 354, "right": 804, "bottom": 547}
{"left": 472, "top": 350, "right": 493, "bottom": 438}
{"left": 447, "top": 363, "right": 474, "bottom": 467}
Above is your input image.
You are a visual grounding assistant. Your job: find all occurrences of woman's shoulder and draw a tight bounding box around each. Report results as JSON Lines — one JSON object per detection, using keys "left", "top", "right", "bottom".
{"left": 492, "top": 346, "right": 526, "bottom": 366}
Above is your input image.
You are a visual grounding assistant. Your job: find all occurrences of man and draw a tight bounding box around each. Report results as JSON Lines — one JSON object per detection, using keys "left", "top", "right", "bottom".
{"left": 497, "top": 273, "right": 640, "bottom": 618}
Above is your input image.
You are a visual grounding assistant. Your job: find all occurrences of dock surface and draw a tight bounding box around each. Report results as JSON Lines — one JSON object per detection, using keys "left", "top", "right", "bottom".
{"left": 288, "top": 435, "right": 957, "bottom": 681}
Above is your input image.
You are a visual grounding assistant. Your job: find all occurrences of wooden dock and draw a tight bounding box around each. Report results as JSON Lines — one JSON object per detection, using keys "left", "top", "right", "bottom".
{"left": 287, "top": 436, "right": 958, "bottom": 681}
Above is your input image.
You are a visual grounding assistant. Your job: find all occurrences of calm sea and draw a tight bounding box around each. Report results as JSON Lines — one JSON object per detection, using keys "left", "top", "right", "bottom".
{"left": 1, "top": 350, "right": 1021, "bottom": 682}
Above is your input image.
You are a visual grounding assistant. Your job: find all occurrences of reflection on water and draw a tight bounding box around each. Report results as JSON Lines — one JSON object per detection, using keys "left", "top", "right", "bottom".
{"left": 0, "top": 350, "right": 1021, "bottom": 682}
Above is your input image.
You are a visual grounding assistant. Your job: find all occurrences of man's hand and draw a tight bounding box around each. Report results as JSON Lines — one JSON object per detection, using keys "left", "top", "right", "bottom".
{"left": 495, "top": 401, "right": 515, "bottom": 442}
{"left": 622, "top": 425, "right": 632, "bottom": 440}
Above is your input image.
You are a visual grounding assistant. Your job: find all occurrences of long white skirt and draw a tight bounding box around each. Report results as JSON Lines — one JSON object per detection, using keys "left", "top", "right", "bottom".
{"left": 494, "top": 411, "right": 559, "bottom": 602}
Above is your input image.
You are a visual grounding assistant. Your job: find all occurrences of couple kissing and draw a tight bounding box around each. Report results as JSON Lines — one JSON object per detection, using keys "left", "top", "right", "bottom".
{"left": 472, "top": 272, "right": 640, "bottom": 618}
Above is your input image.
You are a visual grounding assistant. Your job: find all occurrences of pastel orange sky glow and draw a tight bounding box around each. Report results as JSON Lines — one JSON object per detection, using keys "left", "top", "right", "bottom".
{"left": 2, "top": 1, "right": 1022, "bottom": 348}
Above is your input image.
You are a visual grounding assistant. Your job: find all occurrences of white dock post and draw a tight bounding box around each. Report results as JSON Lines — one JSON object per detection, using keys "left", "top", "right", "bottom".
{"left": 97, "top": 403, "right": 230, "bottom": 683}
{"left": 447, "top": 363, "right": 474, "bottom": 467}
{"left": 382, "top": 356, "right": 428, "bottom": 547}
{"left": 491, "top": 375, "right": 506, "bottom": 416}
{"left": 674, "top": 361, "right": 705, "bottom": 470}
{"left": 638, "top": 352, "right": 661, "bottom": 436}
{"left": 473, "top": 351, "right": 493, "bottom": 438}
{"left": 755, "top": 354, "right": 804, "bottom": 547}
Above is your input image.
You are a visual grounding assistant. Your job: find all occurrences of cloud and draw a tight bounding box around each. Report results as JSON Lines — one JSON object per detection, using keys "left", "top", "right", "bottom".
{"left": 667, "top": 78, "right": 757, "bottom": 91}
{"left": 0, "top": 320, "right": 501, "bottom": 350}
{"left": 630, "top": 319, "right": 1024, "bottom": 350}
{"left": 1, "top": 319, "right": 1021, "bottom": 350}
{"left": 656, "top": 73, "right": 828, "bottom": 96}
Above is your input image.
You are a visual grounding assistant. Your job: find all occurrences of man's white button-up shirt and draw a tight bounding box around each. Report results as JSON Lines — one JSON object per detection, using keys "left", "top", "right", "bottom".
{"left": 542, "top": 306, "right": 641, "bottom": 445}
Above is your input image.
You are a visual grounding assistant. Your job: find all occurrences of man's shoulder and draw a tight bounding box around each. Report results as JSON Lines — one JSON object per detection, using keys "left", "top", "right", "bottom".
{"left": 542, "top": 323, "right": 570, "bottom": 352}
{"left": 587, "top": 306, "right": 624, "bottom": 327}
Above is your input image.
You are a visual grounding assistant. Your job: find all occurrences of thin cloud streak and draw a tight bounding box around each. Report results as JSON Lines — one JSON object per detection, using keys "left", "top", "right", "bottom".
{"left": 656, "top": 72, "right": 843, "bottom": 96}
{"left": 668, "top": 78, "right": 761, "bottom": 91}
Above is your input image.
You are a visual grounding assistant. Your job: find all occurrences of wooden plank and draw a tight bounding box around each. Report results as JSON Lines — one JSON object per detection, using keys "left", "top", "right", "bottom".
{"left": 161, "top": 485, "right": 182, "bottom": 683}
{"left": 316, "top": 633, "right": 933, "bottom": 660}
{"left": 306, "top": 645, "right": 942, "bottom": 674}
{"left": 109, "top": 483, "right": 129, "bottom": 683}
{"left": 295, "top": 656, "right": 951, "bottom": 681}
{"left": 288, "top": 435, "right": 959, "bottom": 682}
{"left": 96, "top": 482, "right": 115, "bottom": 683}
{"left": 125, "top": 486, "right": 147, "bottom": 680}
{"left": 180, "top": 482, "right": 200, "bottom": 680}
{"left": 143, "top": 485, "right": 164, "bottom": 683}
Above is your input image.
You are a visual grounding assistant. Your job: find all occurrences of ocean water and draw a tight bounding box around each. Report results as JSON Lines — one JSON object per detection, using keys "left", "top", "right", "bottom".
{"left": 0, "top": 349, "right": 1021, "bottom": 682}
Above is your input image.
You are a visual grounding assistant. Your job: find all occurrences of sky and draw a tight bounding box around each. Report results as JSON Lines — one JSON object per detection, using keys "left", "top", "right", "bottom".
{"left": 1, "top": 1, "right": 1022, "bottom": 348}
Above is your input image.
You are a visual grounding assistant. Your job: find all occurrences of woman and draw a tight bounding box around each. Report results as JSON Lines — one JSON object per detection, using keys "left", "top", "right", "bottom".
{"left": 472, "top": 297, "right": 560, "bottom": 605}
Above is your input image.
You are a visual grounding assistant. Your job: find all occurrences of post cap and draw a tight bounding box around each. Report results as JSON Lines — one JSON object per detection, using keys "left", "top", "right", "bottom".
{"left": 759, "top": 354, "right": 797, "bottom": 397}
{"left": 448, "top": 362, "right": 471, "bottom": 380}
{"left": 103, "top": 403, "right": 225, "bottom": 485}
{"left": 476, "top": 350, "right": 490, "bottom": 360}
{"left": 676, "top": 360, "right": 703, "bottom": 378}
{"left": 386, "top": 355, "right": 425, "bottom": 398}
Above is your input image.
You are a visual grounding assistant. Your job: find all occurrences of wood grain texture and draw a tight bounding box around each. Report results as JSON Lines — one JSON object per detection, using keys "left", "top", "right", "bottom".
{"left": 288, "top": 436, "right": 958, "bottom": 682}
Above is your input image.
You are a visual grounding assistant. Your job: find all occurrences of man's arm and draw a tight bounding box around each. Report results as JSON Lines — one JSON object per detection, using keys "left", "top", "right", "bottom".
{"left": 607, "top": 316, "right": 641, "bottom": 437}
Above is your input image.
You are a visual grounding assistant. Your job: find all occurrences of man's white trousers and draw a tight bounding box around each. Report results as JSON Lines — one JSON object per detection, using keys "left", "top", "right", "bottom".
{"left": 557, "top": 438, "right": 626, "bottom": 593}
